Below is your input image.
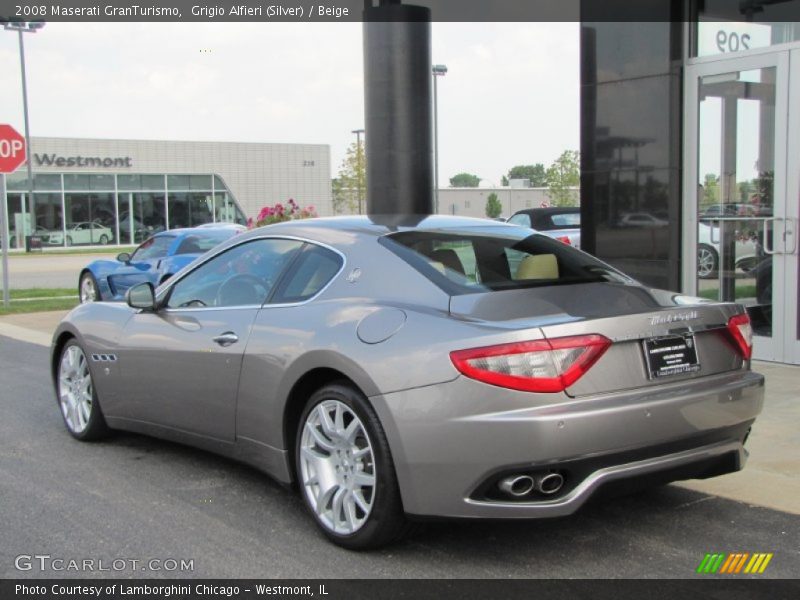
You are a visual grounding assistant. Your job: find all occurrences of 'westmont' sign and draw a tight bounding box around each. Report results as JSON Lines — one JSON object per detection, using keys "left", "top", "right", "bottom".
{"left": 33, "top": 154, "right": 133, "bottom": 168}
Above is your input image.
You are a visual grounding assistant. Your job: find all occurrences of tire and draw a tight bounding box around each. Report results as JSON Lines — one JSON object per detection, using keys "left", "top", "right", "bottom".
{"left": 99, "top": 234, "right": 109, "bottom": 245}
{"left": 697, "top": 244, "right": 718, "bottom": 279}
{"left": 56, "top": 339, "right": 109, "bottom": 441}
{"left": 66, "top": 235, "right": 74, "bottom": 247}
{"left": 295, "top": 382, "right": 408, "bottom": 550}
{"left": 79, "top": 272, "right": 101, "bottom": 303}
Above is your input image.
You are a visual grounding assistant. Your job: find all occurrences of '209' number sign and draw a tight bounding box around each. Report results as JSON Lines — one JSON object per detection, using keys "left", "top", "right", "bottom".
{"left": 717, "top": 30, "right": 751, "bottom": 53}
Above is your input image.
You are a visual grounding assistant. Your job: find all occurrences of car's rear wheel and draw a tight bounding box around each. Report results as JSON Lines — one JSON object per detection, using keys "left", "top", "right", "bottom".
{"left": 697, "top": 244, "right": 718, "bottom": 279}
{"left": 56, "top": 340, "right": 109, "bottom": 441}
{"left": 79, "top": 272, "right": 100, "bottom": 303}
{"left": 99, "top": 234, "right": 109, "bottom": 245}
{"left": 295, "top": 383, "right": 408, "bottom": 549}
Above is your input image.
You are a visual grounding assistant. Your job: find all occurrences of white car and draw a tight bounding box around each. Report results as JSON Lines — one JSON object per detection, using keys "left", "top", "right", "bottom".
{"left": 697, "top": 222, "right": 759, "bottom": 278}
{"left": 48, "top": 222, "right": 114, "bottom": 246}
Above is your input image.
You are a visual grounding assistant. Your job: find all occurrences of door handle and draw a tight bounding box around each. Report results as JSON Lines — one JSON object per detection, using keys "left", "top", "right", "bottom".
{"left": 212, "top": 332, "right": 239, "bottom": 347}
{"left": 762, "top": 217, "right": 784, "bottom": 255}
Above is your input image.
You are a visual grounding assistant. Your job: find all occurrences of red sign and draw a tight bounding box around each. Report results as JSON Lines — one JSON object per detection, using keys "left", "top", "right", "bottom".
{"left": 0, "top": 124, "right": 27, "bottom": 174}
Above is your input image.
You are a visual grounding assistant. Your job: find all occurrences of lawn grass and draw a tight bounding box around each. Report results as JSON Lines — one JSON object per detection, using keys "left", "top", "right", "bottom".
{"left": 8, "top": 288, "right": 76, "bottom": 299}
{"left": 0, "top": 287, "right": 78, "bottom": 316}
{"left": 698, "top": 285, "right": 757, "bottom": 300}
{"left": 0, "top": 297, "right": 78, "bottom": 316}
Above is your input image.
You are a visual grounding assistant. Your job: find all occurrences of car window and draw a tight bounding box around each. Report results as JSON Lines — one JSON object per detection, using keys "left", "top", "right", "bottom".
{"left": 550, "top": 213, "right": 580, "bottom": 227}
{"left": 507, "top": 213, "right": 531, "bottom": 227}
{"left": 175, "top": 231, "right": 236, "bottom": 255}
{"left": 166, "top": 238, "right": 304, "bottom": 309}
{"left": 382, "top": 228, "right": 631, "bottom": 296}
{"left": 131, "top": 235, "right": 174, "bottom": 261}
{"left": 271, "top": 244, "right": 343, "bottom": 303}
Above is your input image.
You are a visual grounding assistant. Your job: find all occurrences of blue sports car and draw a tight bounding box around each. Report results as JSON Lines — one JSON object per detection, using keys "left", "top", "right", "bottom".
{"left": 78, "top": 225, "right": 246, "bottom": 303}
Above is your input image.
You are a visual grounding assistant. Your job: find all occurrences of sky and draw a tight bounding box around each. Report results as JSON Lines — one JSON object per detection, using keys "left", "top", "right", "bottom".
{"left": 0, "top": 22, "right": 579, "bottom": 187}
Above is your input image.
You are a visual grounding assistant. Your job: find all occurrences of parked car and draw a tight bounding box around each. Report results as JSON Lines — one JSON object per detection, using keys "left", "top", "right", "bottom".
{"left": 508, "top": 207, "right": 581, "bottom": 248}
{"left": 697, "top": 222, "right": 760, "bottom": 278}
{"left": 77, "top": 225, "right": 243, "bottom": 303}
{"left": 9, "top": 225, "right": 51, "bottom": 248}
{"left": 617, "top": 212, "right": 669, "bottom": 228}
{"left": 48, "top": 221, "right": 114, "bottom": 246}
{"left": 53, "top": 216, "right": 762, "bottom": 549}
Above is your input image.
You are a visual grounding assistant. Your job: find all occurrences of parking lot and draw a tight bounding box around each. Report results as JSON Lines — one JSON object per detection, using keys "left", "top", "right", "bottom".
{"left": 0, "top": 307, "right": 798, "bottom": 578}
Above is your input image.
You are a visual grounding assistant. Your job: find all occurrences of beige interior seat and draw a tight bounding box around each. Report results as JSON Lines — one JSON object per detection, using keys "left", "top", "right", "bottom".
{"left": 515, "top": 254, "right": 559, "bottom": 280}
{"left": 429, "top": 248, "right": 465, "bottom": 275}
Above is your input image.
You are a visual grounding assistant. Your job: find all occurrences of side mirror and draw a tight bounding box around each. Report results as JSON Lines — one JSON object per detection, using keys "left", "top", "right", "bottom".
{"left": 126, "top": 282, "right": 156, "bottom": 311}
{"left": 117, "top": 252, "right": 131, "bottom": 263}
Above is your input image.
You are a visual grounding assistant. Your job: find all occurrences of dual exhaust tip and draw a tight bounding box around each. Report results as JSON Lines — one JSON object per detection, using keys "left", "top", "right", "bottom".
{"left": 498, "top": 472, "right": 565, "bottom": 498}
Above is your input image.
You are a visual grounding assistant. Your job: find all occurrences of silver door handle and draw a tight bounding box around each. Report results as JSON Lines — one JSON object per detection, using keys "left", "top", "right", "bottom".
{"left": 762, "top": 217, "right": 784, "bottom": 255}
{"left": 212, "top": 332, "right": 239, "bottom": 347}
{"left": 785, "top": 217, "right": 797, "bottom": 255}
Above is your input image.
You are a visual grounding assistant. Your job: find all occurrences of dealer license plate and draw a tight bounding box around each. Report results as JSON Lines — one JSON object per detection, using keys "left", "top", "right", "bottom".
{"left": 642, "top": 334, "right": 700, "bottom": 379}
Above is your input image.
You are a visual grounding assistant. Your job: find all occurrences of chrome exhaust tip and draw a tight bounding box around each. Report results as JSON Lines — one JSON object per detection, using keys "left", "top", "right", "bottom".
{"left": 498, "top": 475, "right": 535, "bottom": 497}
{"left": 536, "top": 472, "right": 565, "bottom": 495}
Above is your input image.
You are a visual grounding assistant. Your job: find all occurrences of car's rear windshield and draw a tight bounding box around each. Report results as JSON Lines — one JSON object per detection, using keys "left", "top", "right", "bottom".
{"left": 381, "top": 227, "right": 631, "bottom": 296}
{"left": 533, "top": 211, "right": 580, "bottom": 230}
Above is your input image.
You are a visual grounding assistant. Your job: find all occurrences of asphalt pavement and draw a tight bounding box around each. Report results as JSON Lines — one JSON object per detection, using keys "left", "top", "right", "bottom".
{"left": 0, "top": 335, "right": 798, "bottom": 579}
{"left": 1, "top": 252, "right": 116, "bottom": 289}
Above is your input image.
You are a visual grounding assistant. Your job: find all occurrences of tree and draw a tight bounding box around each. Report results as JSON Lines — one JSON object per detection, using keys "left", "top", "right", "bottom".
{"left": 546, "top": 150, "right": 580, "bottom": 207}
{"left": 506, "top": 164, "right": 547, "bottom": 187}
{"left": 485, "top": 193, "right": 502, "bottom": 218}
{"left": 333, "top": 141, "right": 366, "bottom": 214}
{"left": 449, "top": 172, "right": 480, "bottom": 188}
{"left": 701, "top": 173, "right": 720, "bottom": 207}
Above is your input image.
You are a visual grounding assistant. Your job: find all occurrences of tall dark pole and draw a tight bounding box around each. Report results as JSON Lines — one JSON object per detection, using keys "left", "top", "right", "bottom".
{"left": 18, "top": 30, "right": 34, "bottom": 244}
{"left": 4, "top": 21, "right": 44, "bottom": 249}
{"left": 432, "top": 64, "right": 447, "bottom": 214}
{"left": 363, "top": 1, "right": 433, "bottom": 217}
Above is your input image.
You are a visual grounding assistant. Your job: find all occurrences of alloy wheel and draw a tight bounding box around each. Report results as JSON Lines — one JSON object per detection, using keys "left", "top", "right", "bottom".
{"left": 58, "top": 345, "right": 94, "bottom": 434}
{"left": 80, "top": 275, "right": 98, "bottom": 303}
{"left": 299, "top": 399, "right": 376, "bottom": 535}
{"left": 697, "top": 246, "right": 717, "bottom": 278}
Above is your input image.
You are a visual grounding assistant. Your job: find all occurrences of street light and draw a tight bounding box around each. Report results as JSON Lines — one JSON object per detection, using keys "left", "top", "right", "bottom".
{"left": 351, "top": 129, "right": 365, "bottom": 214}
{"left": 432, "top": 64, "right": 447, "bottom": 214}
{"left": 3, "top": 20, "right": 45, "bottom": 249}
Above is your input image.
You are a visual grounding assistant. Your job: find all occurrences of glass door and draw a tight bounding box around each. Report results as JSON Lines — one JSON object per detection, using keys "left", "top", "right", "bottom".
{"left": 786, "top": 49, "right": 800, "bottom": 364}
{"left": 684, "top": 51, "right": 794, "bottom": 362}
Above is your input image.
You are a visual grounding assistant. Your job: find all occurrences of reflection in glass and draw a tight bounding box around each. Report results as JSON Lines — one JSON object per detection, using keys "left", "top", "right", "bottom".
{"left": 168, "top": 192, "right": 214, "bottom": 228}
{"left": 697, "top": 67, "right": 775, "bottom": 337}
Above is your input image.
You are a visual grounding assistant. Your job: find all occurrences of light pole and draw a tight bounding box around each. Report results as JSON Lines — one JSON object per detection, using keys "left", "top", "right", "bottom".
{"left": 432, "top": 64, "right": 447, "bottom": 214}
{"left": 351, "top": 129, "right": 365, "bottom": 214}
{"left": 3, "top": 20, "right": 45, "bottom": 249}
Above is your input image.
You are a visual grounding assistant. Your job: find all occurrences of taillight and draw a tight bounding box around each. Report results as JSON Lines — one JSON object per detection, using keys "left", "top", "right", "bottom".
{"left": 555, "top": 235, "right": 572, "bottom": 245}
{"left": 450, "top": 334, "right": 611, "bottom": 393}
{"left": 727, "top": 313, "right": 753, "bottom": 359}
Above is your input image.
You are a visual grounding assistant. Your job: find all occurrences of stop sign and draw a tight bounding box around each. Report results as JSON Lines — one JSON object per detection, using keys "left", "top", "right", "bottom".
{"left": 0, "top": 124, "right": 27, "bottom": 174}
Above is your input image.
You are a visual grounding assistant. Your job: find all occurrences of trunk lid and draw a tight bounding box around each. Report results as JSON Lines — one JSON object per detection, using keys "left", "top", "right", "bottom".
{"left": 449, "top": 282, "right": 745, "bottom": 396}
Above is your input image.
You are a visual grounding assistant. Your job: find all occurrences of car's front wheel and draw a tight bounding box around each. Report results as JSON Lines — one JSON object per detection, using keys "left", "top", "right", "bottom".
{"left": 79, "top": 272, "right": 100, "bottom": 303}
{"left": 99, "top": 234, "right": 109, "bottom": 245}
{"left": 56, "top": 340, "right": 109, "bottom": 440}
{"left": 295, "top": 383, "right": 408, "bottom": 549}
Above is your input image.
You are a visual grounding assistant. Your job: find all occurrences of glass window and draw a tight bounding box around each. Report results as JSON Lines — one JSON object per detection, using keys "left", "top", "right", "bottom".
{"left": 32, "top": 193, "right": 63, "bottom": 246}
{"left": 168, "top": 192, "right": 214, "bottom": 228}
{"left": 117, "top": 174, "right": 165, "bottom": 191}
{"left": 272, "top": 244, "right": 343, "bottom": 303}
{"left": 694, "top": 19, "right": 800, "bottom": 58}
{"left": 550, "top": 213, "right": 581, "bottom": 227}
{"left": 132, "top": 235, "right": 175, "bottom": 261}
{"left": 507, "top": 213, "right": 531, "bottom": 227}
{"left": 174, "top": 230, "right": 238, "bottom": 255}
{"left": 63, "top": 192, "right": 116, "bottom": 246}
{"left": 33, "top": 174, "right": 61, "bottom": 191}
{"left": 382, "top": 228, "right": 631, "bottom": 296}
{"left": 63, "top": 174, "right": 115, "bottom": 190}
{"left": 118, "top": 192, "right": 167, "bottom": 244}
{"left": 166, "top": 238, "right": 304, "bottom": 309}
{"left": 168, "top": 175, "right": 212, "bottom": 190}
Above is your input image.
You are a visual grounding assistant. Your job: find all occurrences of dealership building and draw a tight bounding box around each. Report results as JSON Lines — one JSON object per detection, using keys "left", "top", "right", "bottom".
{"left": 2, "top": 136, "right": 331, "bottom": 247}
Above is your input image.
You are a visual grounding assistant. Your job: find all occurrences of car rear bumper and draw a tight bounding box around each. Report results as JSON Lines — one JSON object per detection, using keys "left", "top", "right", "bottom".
{"left": 370, "top": 368, "right": 764, "bottom": 518}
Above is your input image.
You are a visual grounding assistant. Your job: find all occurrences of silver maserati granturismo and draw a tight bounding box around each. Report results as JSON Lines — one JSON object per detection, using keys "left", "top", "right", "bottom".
{"left": 51, "top": 216, "right": 764, "bottom": 549}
